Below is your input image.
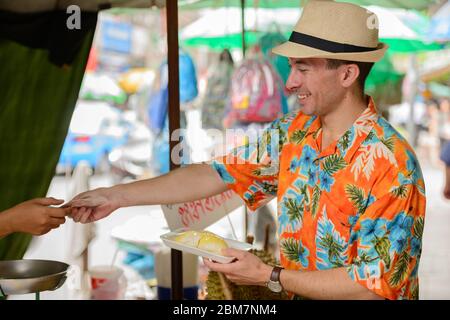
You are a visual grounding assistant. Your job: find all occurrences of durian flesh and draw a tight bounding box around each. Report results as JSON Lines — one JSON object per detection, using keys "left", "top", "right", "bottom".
{"left": 173, "top": 230, "right": 228, "bottom": 255}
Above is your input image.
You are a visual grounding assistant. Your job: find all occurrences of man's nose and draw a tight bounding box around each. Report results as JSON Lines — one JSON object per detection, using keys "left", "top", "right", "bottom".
{"left": 285, "top": 70, "right": 302, "bottom": 93}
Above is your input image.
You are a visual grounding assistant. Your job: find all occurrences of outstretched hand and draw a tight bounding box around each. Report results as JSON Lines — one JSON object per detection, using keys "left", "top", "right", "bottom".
{"left": 65, "top": 187, "right": 120, "bottom": 223}
{"left": 5, "top": 197, "right": 69, "bottom": 236}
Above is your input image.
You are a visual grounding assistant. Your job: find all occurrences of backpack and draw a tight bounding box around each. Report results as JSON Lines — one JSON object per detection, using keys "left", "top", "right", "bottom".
{"left": 147, "top": 86, "right": 168, "bottom": 135}
{"left": 226, "top": 58, "right": 285, "bottom": 123}
{"left": 178, "top": 50, "right": 198, "bottom": 104}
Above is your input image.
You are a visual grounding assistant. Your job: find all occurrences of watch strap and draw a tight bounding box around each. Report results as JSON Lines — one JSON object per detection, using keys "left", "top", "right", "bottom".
{"left": 270, "top": 266, "right": 283, "bottom": 282}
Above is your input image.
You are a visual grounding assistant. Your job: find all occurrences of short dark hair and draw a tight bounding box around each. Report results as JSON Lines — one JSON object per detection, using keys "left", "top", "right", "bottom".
{"left": 326, "top": 59, "right": 374, "bottom": 93}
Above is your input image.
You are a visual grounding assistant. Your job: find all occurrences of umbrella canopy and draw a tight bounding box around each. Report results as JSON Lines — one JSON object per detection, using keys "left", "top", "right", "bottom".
{"left": 179, "top": 0, "right": 438, "bottom": 10}
{"left": 181, "top": 5, "right": 442, "bottom": 53}
{"left": 79, "top": 72, "right": 127, "bottom": 104}
{"left": 427, "top": 0, "right": 450, "bottom": 41}
{"left": 180, "top": 7, "right": 299, "bottom": 50}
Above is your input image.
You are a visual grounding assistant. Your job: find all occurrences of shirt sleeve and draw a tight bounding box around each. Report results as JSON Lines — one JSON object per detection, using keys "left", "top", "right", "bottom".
{"left": 345, "top": 179, "right": 426, "bottom": 300}
{"left": 210, "top": 117, "right": 290, "bottom": 211}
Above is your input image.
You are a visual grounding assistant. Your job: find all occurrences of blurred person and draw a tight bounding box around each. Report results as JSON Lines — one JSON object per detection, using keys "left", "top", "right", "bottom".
{"left": 438, "top": 98, "right": 450, "bottom": 149}
{"left": 65, "top": 1, "right": 426, "bottom": 300}
{"left": 440, "top": 141, "right": 450, "bottom": 199}
{"left": 0, "top": 197, "right": 68, "bottom": 238}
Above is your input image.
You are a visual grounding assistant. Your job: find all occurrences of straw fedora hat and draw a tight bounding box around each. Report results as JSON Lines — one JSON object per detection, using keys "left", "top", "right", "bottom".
{"left": 273, "top": 0, "right": 388, "bottom": 62}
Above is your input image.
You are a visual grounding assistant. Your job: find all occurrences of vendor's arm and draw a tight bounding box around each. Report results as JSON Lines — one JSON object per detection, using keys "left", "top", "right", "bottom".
{"left": 0, "top": 198, "right": 68, "bottom": 238}
{"left": 68, "top": 163, "right": 228, "bottom": 223}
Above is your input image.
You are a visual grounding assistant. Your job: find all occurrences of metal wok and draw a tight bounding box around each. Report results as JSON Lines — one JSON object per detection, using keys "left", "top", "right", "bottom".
{"left": 0, "top": 259, "right": 69, "bottom": 296}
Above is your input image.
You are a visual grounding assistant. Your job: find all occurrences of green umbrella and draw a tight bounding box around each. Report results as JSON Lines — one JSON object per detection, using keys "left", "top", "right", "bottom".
{"left": 179, "top": 0, "right": 437, "bottom": 10}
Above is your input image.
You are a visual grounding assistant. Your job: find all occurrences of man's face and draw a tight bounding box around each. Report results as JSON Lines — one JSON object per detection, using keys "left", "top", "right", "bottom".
{"left": 286, "top": 58, "right": 345, "bottom": 116}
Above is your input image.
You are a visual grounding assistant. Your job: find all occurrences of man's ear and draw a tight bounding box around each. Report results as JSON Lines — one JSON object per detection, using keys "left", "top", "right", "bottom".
{"left": 340, "top": 64, "right": 360, "bottom": 88}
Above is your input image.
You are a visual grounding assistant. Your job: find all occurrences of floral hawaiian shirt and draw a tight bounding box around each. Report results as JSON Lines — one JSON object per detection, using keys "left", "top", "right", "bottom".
{"left": 211, "top": 97, "right": 426, "bottom": 300}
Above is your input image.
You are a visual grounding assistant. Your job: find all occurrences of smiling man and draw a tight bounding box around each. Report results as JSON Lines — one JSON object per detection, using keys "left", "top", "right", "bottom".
{"left": 67, "top": 1, "right": 426, "bottom": 300}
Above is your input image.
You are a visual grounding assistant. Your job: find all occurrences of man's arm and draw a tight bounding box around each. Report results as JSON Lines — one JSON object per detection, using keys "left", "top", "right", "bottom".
{"left": 203, "top": 248, "right": 384, "bottom": 300}
{"left": 279, "top": 267, "right": 384, "bottom": 300}
{"left": 68, "top": 163, "right": 229, "bottom": 223}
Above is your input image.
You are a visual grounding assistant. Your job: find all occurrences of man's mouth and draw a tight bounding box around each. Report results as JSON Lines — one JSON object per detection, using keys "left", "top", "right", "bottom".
{"left": 297, "top": 93, "right": 311, "bottom": 101}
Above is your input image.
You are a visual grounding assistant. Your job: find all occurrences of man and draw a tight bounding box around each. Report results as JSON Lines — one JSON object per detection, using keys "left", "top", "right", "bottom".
{"left": 0, "top": 197, "right": 68, "bottom": 238}
{"left": 67, "top": 1, "right": 426, "bottom": 300}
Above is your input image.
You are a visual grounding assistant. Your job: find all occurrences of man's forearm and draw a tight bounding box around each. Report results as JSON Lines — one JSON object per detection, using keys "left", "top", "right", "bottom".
{"left": 113, "top": 163, "right": 228, "bottom": 207}
{"left": 279, "top": 267, "right": 384, "bottom": 300}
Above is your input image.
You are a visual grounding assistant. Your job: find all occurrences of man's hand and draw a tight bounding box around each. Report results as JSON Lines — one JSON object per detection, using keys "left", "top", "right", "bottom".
{"left": 65, "top": 187, "right": 120, "bottom": 223}
{"left": 202, "top": 248, "right": 272, "bottom": 286}
{"left": 4, "top": 197, "right": 69, "bottom": 236}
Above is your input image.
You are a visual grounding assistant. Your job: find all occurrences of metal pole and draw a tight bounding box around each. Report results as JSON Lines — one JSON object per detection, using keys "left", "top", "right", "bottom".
{"left": 241, "top": 0, "right": 246, "bottom": 58}
{"left": 166, "top": 0, "right": 183, "bottom": 300}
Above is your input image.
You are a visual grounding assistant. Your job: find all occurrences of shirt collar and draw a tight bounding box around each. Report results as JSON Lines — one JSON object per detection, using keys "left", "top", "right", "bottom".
{"left": 305, "top": 96, "right": 379, "bottom": 162}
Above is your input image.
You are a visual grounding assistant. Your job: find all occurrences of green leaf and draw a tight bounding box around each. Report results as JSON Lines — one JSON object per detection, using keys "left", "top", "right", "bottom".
{"left": 262, "top": 182, "right": 277, "bottom": 195}
{"left": 345, "top": 184, "right": 366, "bottom": 215}
{"left": 299, "top": 184, "right": 310, "bottom": 205}
{"left": 381, "top": 137, "right": 395, "bottom": 153}
{"left": 323, "top": 154, "right": 347, "bottom": 176}
{"left": 290, "top": 130, "right": 307, "bottom": 144}
{"left": 318, "top": 234, "right": 345, "bottom": 266}
{"left": 391, "top": 185, "right": 408, "bottom": 198}
{"left": 311, "top": 186, "right": 321, "bottom": 219}
{"left": 389, "top": 251, "right": 410, "bottom": 287}
{"left": 252, "top": 169, "right": 262, "bottom": 176}
{"left": 374, "top": 235, "right": 391, "bottom": 269}
{"left": 285, "top": 198, "right": 303, "bottom": 222}
{"left": 411, "top": 282, "right": 419, "bottom": 300}
{"left": 366, "top": 131, "right": 375, "bottom": 142}
{"left": 413, "top": 217, "right": 424, "bottom": 238}
{"left": 281, "top": 238, "right": 303, "bottom": 262}
{"left": 338, "top": 130, "right": 352, "bottom": 151}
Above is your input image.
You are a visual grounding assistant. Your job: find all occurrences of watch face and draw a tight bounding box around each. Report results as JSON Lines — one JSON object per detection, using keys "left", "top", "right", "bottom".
{"left": 267, "top": 280, "right": 283, "bottom": 293}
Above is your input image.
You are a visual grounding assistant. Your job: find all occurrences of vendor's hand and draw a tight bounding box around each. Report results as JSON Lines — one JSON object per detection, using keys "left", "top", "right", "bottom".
{"left": 202, "top": 248, "right": 272, "bottom": 286}
{"left": 65, "top": 187, "right": 120, "bottom": 223}
{"left": 5, "top": 197, "right": 69, "bottom": 235}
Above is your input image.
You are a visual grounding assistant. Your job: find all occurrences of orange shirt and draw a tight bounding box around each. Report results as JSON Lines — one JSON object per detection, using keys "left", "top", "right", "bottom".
{"left": 211, "top": 98, "right": 426, "bottom": 300}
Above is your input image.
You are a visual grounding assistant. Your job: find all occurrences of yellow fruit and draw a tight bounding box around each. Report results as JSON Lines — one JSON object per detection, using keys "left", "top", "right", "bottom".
{"left": 173, "top": 230, "right": 201, "bottom": 247}
{"left": 172, "top": 230, "right": 228, "bottom": 255}
{"left": 197, "top": 233, "right": 228, "bottom": 255}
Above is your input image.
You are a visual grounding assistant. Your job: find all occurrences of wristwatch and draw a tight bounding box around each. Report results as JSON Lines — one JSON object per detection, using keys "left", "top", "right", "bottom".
{"left": 266, "top": 266, "right": 284, "bottom": 293}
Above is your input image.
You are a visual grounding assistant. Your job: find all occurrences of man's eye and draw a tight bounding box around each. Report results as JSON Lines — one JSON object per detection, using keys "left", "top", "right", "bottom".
{"left": 298, "top": 69, "right": 308, "bottom": 72}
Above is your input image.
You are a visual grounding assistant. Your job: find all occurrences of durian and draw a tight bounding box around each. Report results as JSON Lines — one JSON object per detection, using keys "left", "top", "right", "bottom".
{"left": 173, "top": 230, "right": 229, "bottom": 255}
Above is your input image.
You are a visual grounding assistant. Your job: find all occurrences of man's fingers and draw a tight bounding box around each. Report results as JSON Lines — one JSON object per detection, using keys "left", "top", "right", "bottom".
{"left": 221, "top": 248, "right": 247, "bottom": 259}
{"left": 80, "top": 208, "right": 93, "bottom": 224}
{"left": 70, "top": 198, "right": 99, "bottom": 208}
{"left": 34, "top": 197, "right": 64, "bottom": 206}
{"left": 202, "top": 258, "right": 233, "bottom": 273}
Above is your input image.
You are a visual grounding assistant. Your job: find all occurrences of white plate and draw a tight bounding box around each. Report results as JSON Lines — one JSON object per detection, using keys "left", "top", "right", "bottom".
{"left": 160, "top": 228, "right": 253, "bottom": 264}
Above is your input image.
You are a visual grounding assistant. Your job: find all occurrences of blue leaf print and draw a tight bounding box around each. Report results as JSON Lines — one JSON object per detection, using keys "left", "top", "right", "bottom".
{"left": 359, "top": 218, "right": 387, "bottom": 245}
{"left": 410, "top": 237, "right": 421, "bottom": 257}
{"left": 299, "top": 145, "right": 317, "bottom": 175}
